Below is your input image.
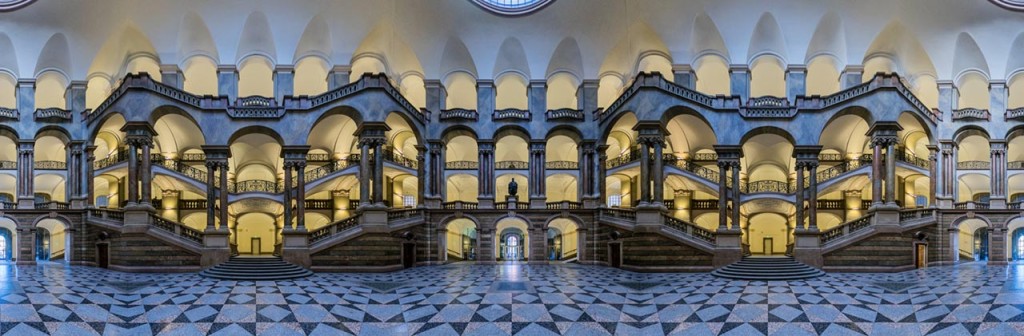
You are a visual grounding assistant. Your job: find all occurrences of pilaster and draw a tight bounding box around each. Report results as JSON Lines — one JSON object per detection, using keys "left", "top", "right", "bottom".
{"left": 328, "top": 65, "right": 351, "bottom": 90}
{"left": 672, "top": 64, "right": 696, "bottom": 89}
{"left": 160, "top": 64, "right": 185, "bottom": 90}
{"left": 274, "top": 65, "right": 295, "bottom": 102}
{"left": 840, "top": 65, "right": 864, "bottom": 90}
{"left": 785, "top": 65, "right": 806, "bottom": 101}
{"left": 217, "top": 65, "right": 238, "bottom": 101}
{"left": 728, "top": 64, "right": 750, "bottom": 101}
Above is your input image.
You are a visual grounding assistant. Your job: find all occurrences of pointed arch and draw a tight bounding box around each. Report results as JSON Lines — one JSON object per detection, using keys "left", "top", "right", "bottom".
{"left": 952, "top": 33, "right": 991, "bottom": 81}
{"left": 689, "top": 13, "right": 730, "bottom": 63}
{"left": 236, "top": 11, "right": 277, "bottom": 63}
{"left": 805, "top": 12, "right": 847, "bottom": 65}
{"left": 546, "top": 37, "right": 584, "bottom": 80}
{"left": 862, "top": 20, "right": 936, "bottom": 81}
{"left": 34, "top": 33, "right": 71, "bottom": 78}
{"left": 746, "top": 12, "right": 788, "bottom": 64}
{"left": 177, "top": 11, "right": 219, "bottom": 63}
{"left": 293, "top": 14, "right": 332, "bottom": 63}
{"left": 493, "top": 37, "right": 531, "bottom": 79}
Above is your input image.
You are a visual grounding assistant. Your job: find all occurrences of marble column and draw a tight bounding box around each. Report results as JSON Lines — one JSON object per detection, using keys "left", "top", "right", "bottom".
{"left": 808, "top": 162, "right": 819, "bottom": 230}
{"left": 219, "top": 163, "right": 228, "bottom": 227}
{"left": 652, "top": 140, "right": 664, "bottom": 205}
{"left": 359, "top": 141, "right": 370, "bottom": 206}
{"left": 885, "top": 140, "right": 897, "bottom": 206}
{"left": 638, "top": 140, "right": 650, "bottom": 205}
{"left": 296, "top": 161, "right": 307, "bottom": 230}
{"left": 416, "top": 145, "right": 426, "bottom": 207}
{"left": 597, "top": 145, "right": 608, "bottom": 206}
{"left": 717, "top": 162, "right": 728, "bottom": 229}
{"left": 86, "top": 145, "right": 96, "bottom": 206}
{"left": 205, "top": 161, "right": 217, "bottom": 230}
{"left": 140, "top": 138, "right": 153, "bottom": 205}
{"left": 871, "top": 139, "right": 883, "bottom": 205}
{"left": 126, "top": 140, "right": 139, "bottom": 205}
{"left": 730, "top": 162, "right": 741, "bottom": 229}
{"left": 283, "top": 162, "right": 294, "bottom": 229}
{"left": 372, "top": 140, "right": 385, "bottom": 205}
{"left": 16, "top": 141, "right": 33, "bottom": 208}
{"left": 795, "top": 163, "right": 806, "bottom": 230}
{"left": 928, "top": 145, "right": 939, "bottom": 207}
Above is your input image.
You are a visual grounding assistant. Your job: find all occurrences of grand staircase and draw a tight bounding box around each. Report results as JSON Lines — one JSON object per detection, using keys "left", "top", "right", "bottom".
{"left": 711, "top": 256, "right": 825, "bottom": 280}
{"left": 199, "top": 256, "right": 313, "bottom": 280}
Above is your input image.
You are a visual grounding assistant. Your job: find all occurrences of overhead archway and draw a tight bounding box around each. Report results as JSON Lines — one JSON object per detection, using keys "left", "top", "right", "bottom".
{"left": 495, "top": 217, "right": 529, "bottom": 261}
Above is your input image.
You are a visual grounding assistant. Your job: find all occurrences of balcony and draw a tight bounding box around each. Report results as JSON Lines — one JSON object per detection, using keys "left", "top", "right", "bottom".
{"left": 34, "top": 160, "right": 66, "bottom": 170}
{"left": 0, "top": 160, "right": 14, "bottom": 170}
{"left": 34, "top": 107, "right": 72, "bottom": 122}
{"left": 445, "top": 161, "right": 478, "bottom": 170}
{"left": 228, "top": 96, "right": 283, "bottom": 119}
{"left": 545, "top": 108, "right": 584, "bottom": 121}
{"left": 952, "top": 108, "right": 991, "bottom": 121}
{"left": 493, "top": 108, "right": 530, "bottom": 121}
{"left": 439, "top": 108, "right": 478, "bottom": 121}
{"left": 0, "top": 107, "right": 18, "bottom": 120}
{"left": 1007, "top": 107, "right": 1024, "bottom": 121}
{"left": 495, "top": 160, "right": 528, "bottom": 170}
{"left": 178, "top": 199, "right": 207, "bottom": 210}
{"left": 545, "top": 161, "right": 578, "bottom": 170}
{"left": 957, "top": 161, "right": 991, "bottom": 170}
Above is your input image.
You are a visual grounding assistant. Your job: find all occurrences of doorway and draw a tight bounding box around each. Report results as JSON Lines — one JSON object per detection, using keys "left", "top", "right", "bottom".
{"left": 35, "top": 228, "right": 51, "bottom": 260}
{"left": 974, "top": 228, "right": 989, "bottom": 261}
{"left": 915, "top": 243, "right": 927, "bottom": 268}
{"left": 402, "top": 242, "right": 415, "bottom": 268}
{"left": 609, "top": 242, "right": 621, "bottom": 268}
{"left": 251, "top": 237, "right": 262, "bottom": 255}
{"left": 763, "top": 237, "right": 774, "bottom": 255}
{"left": 97, "top": 243, "right": 109, "bottom": 268}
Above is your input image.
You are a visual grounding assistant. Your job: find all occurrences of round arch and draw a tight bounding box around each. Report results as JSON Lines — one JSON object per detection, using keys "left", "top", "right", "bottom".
{"left": 442, "top": 217, "right": 479, "bottom": 261}
{"left": 33, "top": 217, "right": 70, "bottom": 262}
{"left": 494, "top": 216, "right": 530, "bottom": 261}
{"left": 544, "top": 217, "right": 581, "bottom": 261}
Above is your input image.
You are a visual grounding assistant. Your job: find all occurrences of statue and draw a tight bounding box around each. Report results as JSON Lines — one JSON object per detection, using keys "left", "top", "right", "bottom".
{"left": 508, "top": 178, "right": 518, "bottom": 197}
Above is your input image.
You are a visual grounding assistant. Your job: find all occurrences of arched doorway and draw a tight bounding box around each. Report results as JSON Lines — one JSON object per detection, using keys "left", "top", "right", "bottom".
{"left": 444, "top": 218, "right": 477, "bottom": 262}
{"left": 0, "top": 217, "right": 16, "bottom": 261}
{"left": 235, "top": 213, "right": 277, "bottom": 256}
{"left": 495, "top": 217, "right": 530, "bottom": 262}
{"left": 746, "top": 213, "right": 789, "bottom": 256}
{"left": 973, "top": 227, "right": 989, "bottom": 262}
{"left": 1012, "top": 228, "right": 1024, "bottom": 261}
{"left": 954, "top": 218, "right": 989, "bottom": 262}
{"left": 547, "top": 218, "right": 579, "bottom": 261}
{"left": 35, "top": 219, "right": 68, "bottom": 262}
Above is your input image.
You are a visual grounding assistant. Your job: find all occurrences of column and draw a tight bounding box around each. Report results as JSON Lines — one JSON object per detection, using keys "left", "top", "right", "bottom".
{"left": 67, "top": 142, "right": 82, "bottom": 204}
{"left": 428, "top": 141, "right": 444, "bottom": 200}
{"left": 205, "top": 161, "right": 217, "bottom": 230}
{"left": 785, "top": 65, "right": 806, "bottom": 102}
{"left": 16, "top": 141, "right": 34, "bottom": 208}
{"left": 415, "top": 145, "right": 426, "bottom": 207}
{"left": 86, "top": 145, "right": 96, "bottom": 206}
{"left": 941, "top": 141, "right": 956, "bottom": 201}
{"left": 672, "top": 65, "right": 696, "bottom": 89}
{"left": 283, "top": 162, "right": 293, "bottom": 229}
{"left": 871, "top": 139, "right": 883, "bottom": 205}
{"left": 717, "top": 162, "right": 728, "bottom": 230}
{"left": 731, "top": 162, "right": 741, "bottom": 229}
{"left": 217, "top": 65, "right": 238, "bottom": 101}
{"left": 952, "top": 144, "right": 959, "bottom": 201}
{"left": 478, "top": 141, "right": 495, "bottom": 204}
{"left": 652, "top": 140, "right": 664, "bottom": 205}
{"left": 140, "top": 138, "right": 153, "bottom": 205}
{"left": 529, "top": 141, "right": 546, "bottom": 206}
{"left": 729, "top": 65, "right": 750, "bottom": 101}
{"left": 372, "top": 140, "right": 385, "bottom": 205}
{"left": 928, "top": 145, "right": 939, "bottom": 207}
{"left": 219, "top": 163, "right": 228, "bottom": 227}
{"left": 597, "top": 145, "right": 608, "bottom": 206}
{"left": 273, "top": 65, "right": 294, "bottom": 102}
{"left": 638, "top": 140, "right": 650, "bottom": 205}
{"left": 808, "top": 162, "right": 819, "bottom": 230}
{"left": 126, "top": 139, "right": 139, "bottom": 205}
{"left": 795, "top": 163, "right": 805, "bottom": 230}
{"left": 991, "top": 141, "right": 1007, "bottom": 208}
{"left": 328, "top": 65, "right": 352, "bottom": 90}
{"left": 840, "top": 65, "right": 864, "bottom": 90}
{"left": 359, "top": 140, "right": 370, "bottom": 206}
{"left": 296, "top": 161, "right": 307, "bottom": 230}
{"left": 885, "top": 139, "right": 897, "bottom": 206}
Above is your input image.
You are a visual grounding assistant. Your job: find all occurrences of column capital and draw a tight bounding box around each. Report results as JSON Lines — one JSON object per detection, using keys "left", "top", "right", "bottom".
{"left": 17, "top": 139, "right": 34, "bottom": 153}
{"left": 355, "top": 121, "right": 390, "bottom": 142}
{"left": 793, "top": 145, "right": 823, "bottom": 168}
{"left": 281, "top": 145, "right": 311, "bottom": 167}
{"left": 633, "top": 121, "right": 667, "bottom": 146}
{"left": 866, "top": 121, "right": 902, "bottom": 146}
{"left": 529, "top": 140, "right": 546, "bottom": 153}
{"left": 428, "top": 140, "right": 444, "bottom": 153}
{"left": 201, "top": 145, "right": 231, "bottom": 167}
{"left": 990, "top": 139, "right": 1007, "bottom": 152}
{"left": 713, "top": 145, "right": 743, "bottom": 167}
{"left": 477, "top": 140, "right": 495, "bottom": 152}
{"left": 121, "top": 121, "right": 158, "bottom": 142}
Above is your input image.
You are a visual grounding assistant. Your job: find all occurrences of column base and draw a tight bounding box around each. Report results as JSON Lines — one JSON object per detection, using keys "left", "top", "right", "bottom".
{"left": 634, "top": 207, "right": 664, "bottom": 232}
{"left": 360, "top": 208, "right": 389, "bottom": 232}
{"left": 990, "top": 197, "right": 1007, "bottom": 209}
{"left": 281, "top": 228, "right": 311, "bottom": 268}
{"left": 424, "top": 196, "right": 442, "bottom": 209}
{"left": 792, "top": 229, "right": 823, "bottom": 268}
{"left": 582, "top": 196, "right": 600, "bottom": 208}
{"left": 477, "top": 196, "right": 495, "bottom": 209}
{"left": 529, "top": 197, "right": 547, "bottom": 209}
{"left": 713, "top": 229, "right": 743, "bottom": 268}
{"left": 70, "top": 197, "right": 88, "bottom": 209}
{"left": 201, "top": 228, "right": 231, "bottom": 268}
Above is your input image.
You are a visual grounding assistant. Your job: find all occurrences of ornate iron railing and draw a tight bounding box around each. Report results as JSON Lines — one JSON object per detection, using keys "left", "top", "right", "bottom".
{"left": 1010, "top": 202, "right": 1023, "bottom": 210}
{"left": 446, "top": 161, "right": 479, "bottom": 170}
{"left": 439, "top": 108, "right": 478, "bottom": 121}
{"left": 957, "top": 161, "right": 991, "bottom": 170}
{"left": 382, "top": 151, "right": 418, "bottom": 169}
{"left": 821, "top": 214, "right": 873, "bottom": 245}
{"left": 493, "top": 108, "right": 530, "bottom": 120}
{"left": 1, "top": 202, "right": 15, "bottom": 209}
{"left": 896, "top": 151, "right": 930, "bottom": 169}
{"left": 0, "top": 160, "right": 15, "bottom": 170}
{"left": 178, "top": 153, "right": 206, "bottom": 161}
{"left": 744, "top": 180, "right": 791, "bottom": 194}
{"left": 818, "top": 153, "right": 844, "bottom": 161}
{"left": 663, "top": 215, "right": 716, "bottom": 244}
{"left": 230, "top": 179, "right": 280, "bottom": 193}
{"left": 545, "top": 161, "right": 578, "bottom": 170}
{"left": 662, "top": 155, "right": 726, "bottom": 185}
{"left": 605, "top": 150, "right": 640, "bottom": 169}
{"left": 94, "top": 150, "right": 129, "bottom": 169}
{"left": 304, "top": 199, "right": 332, "bottom": 210}
{"left": 150, "top": 214, "right": 203, "bottom": 245}
{"left": 303, "top": 157, "right": 358, "bottom": 183}
{"left": 152, "top": 159, "right": 208, "bottom": 183}
{"left": 691, "top": 153, "right": 718, "bottom": 161}
{"left": 306, "top": 153, "right": 331, "bottom": 162}
{"left": 495, "top": 160, "right": 528, "bottom": 170}
{"left": 310, "top": 214, "right": 361, "bottom": 244}
{"left": 951, "top": 108, "right": 991, "bottom": 121}
{"left": 34, "top": 160, "right": 66, "bottom": 170}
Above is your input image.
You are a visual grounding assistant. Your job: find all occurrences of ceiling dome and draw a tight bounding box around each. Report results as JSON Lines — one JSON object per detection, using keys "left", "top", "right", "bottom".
{"left": 991, "top": 0, "right": 1024, "bottom": 11}
{"left": 0, "top": 0, "right": 35, "bottom": 12}
{"left": 469, "top": 0, "right": 555, "bottom": 16}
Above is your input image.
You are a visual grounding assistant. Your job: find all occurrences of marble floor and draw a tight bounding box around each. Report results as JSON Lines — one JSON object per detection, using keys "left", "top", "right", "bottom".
{"left": 2, "top": 261, "right": 1024, "bottom": 335}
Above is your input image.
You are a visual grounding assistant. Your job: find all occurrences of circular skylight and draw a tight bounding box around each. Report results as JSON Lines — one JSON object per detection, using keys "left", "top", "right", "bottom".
{"left": 469, "top": 0, "right": 555, "bottom": 16}
{"left": 990, "top": 0, "right": 1024, "bottom": 10}
{"left": 0, "top": 0, "right": 35, "bottom": 12}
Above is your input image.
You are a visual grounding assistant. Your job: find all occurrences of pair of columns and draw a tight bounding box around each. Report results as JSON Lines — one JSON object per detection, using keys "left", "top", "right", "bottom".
{"left": 14, "top": 140, "right": 90, "bottom": 208}
{"left": 867, "top": 123, "right": 902, "bottom": 208}
{"left": 282, "top": 146, "right": 310, "bottom": 230}
{"left": 477, "top": 141, "right": 495, "bottom": 202}
{"left": 714, "top": 157, "right": 742, "bottom": 230}
{"left": 123, "top": 122, "right": 158, "bottom": 209}
{"left": 634, "top": 122, "right": 666, "bottom": 206}
{"left": 794, "top": 147, "right": 821, "bottom": 231}
{"left": 358, "top": 123, "right": 390, "bottom": 207}
{"left": 528, "top": 141, "right": 546, "bottom": 204}
{"left": 203, "top": 146, "right": 230, "bottom": 230}
{"left": 938, "top": 140, "right": 1009, "bottom": 206}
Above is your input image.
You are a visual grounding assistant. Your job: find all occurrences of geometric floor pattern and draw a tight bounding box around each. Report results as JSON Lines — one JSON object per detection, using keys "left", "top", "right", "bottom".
{"left": 3, "top": 261, "right": 1024, "bottom": 335}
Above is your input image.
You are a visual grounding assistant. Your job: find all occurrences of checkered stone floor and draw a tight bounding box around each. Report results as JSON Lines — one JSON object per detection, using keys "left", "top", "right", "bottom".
{"left": 3, "top": 261, "right": 1024, "bottom": 335}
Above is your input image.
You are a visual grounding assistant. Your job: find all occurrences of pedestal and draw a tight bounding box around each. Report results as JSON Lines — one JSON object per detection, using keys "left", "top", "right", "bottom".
{"left": 792, "top": 229, "right": 823, "bottom": 268}
{"left": 529, "top": 196, "right": 546, "bottom": 209}
{"left": 713, "top": 229, "right": 743, "bottom": 268}
{"left": 201, "top": 228, "right": 231, "bottom": 267}
{"left": 990, "top": 197, "right": 1007, "bottom": 210}
{"left": 70, "top": 197, "right": 87, "bottom": 209}
{"left": 123, "top": 209, "right": 153, "bottom": 232}
{"left": 582, "top": 196, "right": 600, "bottom": 209}
{"left": 634, "top": 206, "right": 663, "bottom": 232}
{"left": 16, "top": 198, "right": 33, "bottom": 210}
{"left": 506, "top": 195, "right": 519, "bottom": 210}
{"left": 281, "top": 228, "right": 311, "bottom": 268}
{"left": 936, "top": 197, "right": 953, "bottom": 209}
{"left": 424, "top": 196, "right": 443, "bottom": 209}
{"left": 478, "top": 196, "right": 495, "bottom": 209}
{"left": 360, "top": 208, "right": 389, "bottom": 232}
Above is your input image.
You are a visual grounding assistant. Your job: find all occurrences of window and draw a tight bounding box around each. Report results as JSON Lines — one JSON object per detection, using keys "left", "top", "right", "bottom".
{"left": 469, "top": 0, "right": 555, "bottom": 16}
{"left": 608, "top": 194, "right": 622, "bottom": 207}
{"left": 403, "top": 195, "right": 415, "bottom": 208}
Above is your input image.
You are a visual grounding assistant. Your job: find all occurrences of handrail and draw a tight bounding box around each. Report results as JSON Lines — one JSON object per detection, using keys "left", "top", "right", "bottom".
{"left": 153, "top": 159, "right": 208, "bottom": 183}
{"left": 387, "top": 208, "right": 424, "bottom": 221}
{"left": 230, "top": 179, "right": 280, "bottom": 194}
{"left": 599, "top": 208, "right": 636, "bottom": 220}
{"left": 310, "top": 214, "right": 361, "bottom": 244}
{"left": 663, "top": 215, "right": 716, "bottom": 244}
{"left": 821, "top": 214, "right": 874, "bottom": 245}
{"left": 895, "top": 151, "right": 930, "bottom": 169}
{"left": 957, "top": 161, "right": 990, "bottom": 170}
{"left": 605, "top": 150, "right": 640, "bottom": 169}
{"left": 494, "top": 108, "right": 530, "bottom": 120}
{"left": 304, "top": 199, "right": 332, "bottom": 210}
{"left": 0, "top": 160, "right": 14, "bottom": 170}
{"left": 150, "top": 214, "right": 203, "bottom": 245}
{"left": 94, "top": 150, "right": 129, "bottom": 169}
{"left": 382, "top": 151, "right": 418, "bottom": 169}
{"left": 744, "top": 180, "right": 791, "bottom": 194}
{"left": 304, "top": 156, "right": 358, "bottom": 183}
{"left": 691, "top": 199, "right": 718, "bottom": 210}
{"left": 545, "top": 161, "right": 578, "bottom": 170}
{"left": 662, "top": 156, "right": 727, "bottom": 186}
{"left": 446, "top": 161, "right": 479, "bottom": 170}
{"left": 899, "top": 208, "right": 936, "bottom": 222}
{"left": 495, "top": 160, "right": 528, "bottom": 170}
{"left": 34, "top": 201, "right": 69, "bottom": 210}
{"left": 178, "top": 199, "right": 207, "bottom": 210}
{"left": 34, "top": 160, "right": 67, "bottom": 170}
{"left": 816, "top": 199, "right": 844, "bottom": 210}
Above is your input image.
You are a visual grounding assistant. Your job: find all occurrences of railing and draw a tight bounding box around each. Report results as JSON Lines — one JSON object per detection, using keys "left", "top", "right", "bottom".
{"left": 816, "top": 199, "right": 844, "bottom": 210}
{"left": 1009, "top": 161, "right": 1024, "bottom": 170}
{"left": 34, "top": 160, "right": 66, "bottom": 170}
{"left": 895, "top": 151, "right": 930, "bottom": 169}
{"left": 951, "top": 108, "right": 991, "bottom": 121}
{"left": 545, "top": 201, "right": 582, "bottom": 210}
{"left": 382, "top": 151, "right": 418, "bottom": 169}
{"left": 1, "top": 202, "right": 16, "bottom": 209}
{"left": 304, "top": 157, "right": 358, "bottom": 183}
{"left": 310, "top": 214, "right": 361, "bottom": 244}
{"left": 691, "top": 199, "right": 718, "bottom": 210}
{"left": 442, "top": 201, "right": 479, "bottom": 210}
{"left": 304, "top": 199, "right": 332, "bottom": 210}
{"left": 306, "top": 153, "right": 331, "bottom": 162}
{"left": 662, "top": 156, "right": 725, "bottom": 185}
{"left": 495, "top": 160, "right": 528, "bottom": 170}
{"left": 545, "top": 161, "right": 578, "bottom": 170}
{"left": 747, "top": 96, "right": 788, "bottom": 107}
{"left": 230, "top": 179, "right": 280, "bottom": 193}
{"left": 493, "top": 108, "right": 530, "bottom": 120}
{"left": 150, "top": 214, "right": 203, "bottom": 245}
{"left": 34, "top": 201, "right": 69, "bottom": 210}
{"left": 821, "top": 214, "right": 873, "bottom": 245}
{"left": 662, "top": 199, "right": 675, "bottom": 209}
{"left": 87, "top": 208, "right": 124, "bottom": 221}
{"left": 663, "top": 215, "right": 716, "bottom": 244}
{"left": 600, "top": 208, "right": 636, "bottom": 220}
{"left": 899, "top": 208, "right": 935, "bottom": 222}
{"left": 1010, "top": 202, "right": 1023, "bottom": 210}
{"left": 0, "top": 160, "right": 15, "bottom": 170}
{"left": 178, "top": 153, "right": 206, "bottom": 161}
{"left": 438, "top": 108, "right": 478, "bottom": 121}
{"left": 545, "top": 108, "right": 585, "bottom": 120}
{"left": 349, "top": 199, "right": 361, "bottom": 209}
{"left": 744, "top": 180, "right": 791, "bottom": 194}
{"left": 605, "top": 150, "right": 640, "bottom": 169}
{"left": 236, "top": 95, "right": 275, "bottom": 107}
{"left": 178, "top": 199, "right": 207, "bottom": 210}
{"left": 154, "top": 159, "right": 208, "bottom": 183}
{"left": 957, "top": 161, "right": 991, "bottom": 170}
{"left": 34, "top": 107, "right": 72, "bottom": 121}
{"left": 1007, "top": 107, "right": 1024, "bottom": 121}
{"left": 94, "top": 150, "right": 129, "bottom": 169}
{"left": 954, "top": 201, "right": 990, "bottom": 210}
{"left": 495, "top": 201, "right": 529, "bottom": 209}
{"left": 691, "top": 153, "right": 718, "bottom": 161}
{"left": 0, "top": 107, "right": 18, "bottom": 120}
{"left": 446, "top": 161, "right": 479, "bottom": 170}
{"left": 387, "top": 208, "right": 424, "bottom": 221}
{"left": 818, "top": 153, "right": 844, "bottom": 161}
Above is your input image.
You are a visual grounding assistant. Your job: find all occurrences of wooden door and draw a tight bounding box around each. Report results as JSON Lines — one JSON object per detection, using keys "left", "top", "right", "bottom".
{"left": 97, "top": 243, "right": 109, "bottom": 268}
{"left": 764, "top": 238, "right": 773, "bottom": 255}
{"left": 915, "top": 244, "right": 927, "bottom": 268}
{"left": 251, "top": 238, "right": 261, "bottom": 255}
{"left": 609, "top": 243, "right": 621, "bottom": 268}
{"left": 402, "top": 243, "right": 416, "bottom": 268}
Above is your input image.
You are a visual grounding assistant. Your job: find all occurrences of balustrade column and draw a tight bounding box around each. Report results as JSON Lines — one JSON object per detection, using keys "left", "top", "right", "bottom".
{"left": 638, "top": 140, "right": 650, "bottom": 205}
{"left": 86, "top": 145, "right": 96, "bottom": 206}
{"left": 296, "top": 162, "right": 307, "bottom": 230}
{"left": 140, "top": 139, "right": 153, "bottom": 205}
{"left": 731, "top": 162, "right": 741, "bottom": 229}
{"left": 283, "top": 163, "right": 293, "bottom": 228}
{"left": 717, "top": 162, "right": 728, "bottom": 229}
{"left": 871, "top": 139, "right": 882, "bottom": 205}
{"left": 16, "top": 141, "right": 33, "bottom": 207}
{"left": 885, "top": 140, "right": 897, "bottom": 206}
{"left": 652, "top": 141, "right": 664, "bottom": 205}
{"left": 359, "top": 141, "right": 370, "bottom": 206}
{"left": 126, "top": 140, "right": 139, "bottom": 205}
{"left": 205, "top": 162, "right": 217, "bottom": 230}
{"left": 372, "top": 140, "right": 385, "bottom": 205}
{"left": 808, "top": 162, "right": 819, "bottom": 230}
{"left": 219, "top": 163, "right": 228, "bottom": 227}
{"left": 795, "top": 164, "right": 806, "bottom": 230}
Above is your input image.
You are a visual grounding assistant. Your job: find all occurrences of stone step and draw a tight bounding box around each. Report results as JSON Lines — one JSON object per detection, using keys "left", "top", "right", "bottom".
{"left": 712, "top": 257, "right": 825, "bottom": 281}
{"left": 200, "top": 257, "right": 313, "bottom": 281}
